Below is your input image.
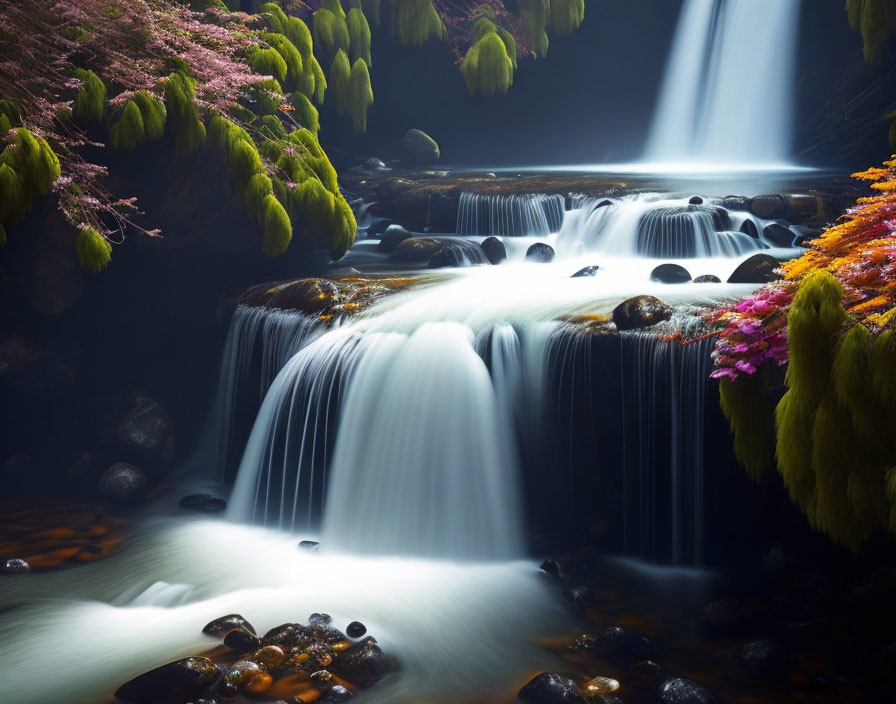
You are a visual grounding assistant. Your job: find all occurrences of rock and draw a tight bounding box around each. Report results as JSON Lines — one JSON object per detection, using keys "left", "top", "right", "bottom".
{"left": 564, "top": 585, "right": 597, "bottom": 608}
{"left": 2, "top": 558, "right": 30, "bottom": 575}
{"left": 762, "top": 545, "right": 794, "bottom": 582}
{"left": 100, "top": 391, "right": 174, "bottom": 472}
{"left": 763, "top": 223, "right": 795, "bottom": 247}
{"left": 400, "top": 129, "right": 440, "bottom": 165}
{"left": 688, "top": 196, "right": 704, "bottom": 205}
{"left": 540, "top": 558, "right": 561, "bottom": 578}
{"left": 392, "top": 237, "right": 443, "bottom": 263}
{"left": 572, "top": 265, "right": 600, "bottom": 278}
{"left": 583, "top": 677, "right": 620, "bottom": 695}
{"left": 650, "top": 264, "right": 691, "bottom": 284}
{"left": 241, "top": 278, "right": 340, "bottom": 314}
{"left": 518, "top": 672, "right": 589, "bottom": 704}
{"left": 656, "top": 677, "right": 718, "bottom": 704}
{"left": 203, "top": 614, "right": 256, "bottom": 639}
{"left": 179, "top": 494, "right": 227, "bottom": 512}
{"left": 309, "top": 613, "right": 332, "bottom": 626}
{"left": 225, "top": 660, "right": 272, "bottom": 693}
{"left": 298, "top": 540, "right": 320, "bottom": 551}
{"left": 727, "top": 254, "right": 780, "bottom": 284}
{"left": 332, "top": 636, "right": 391, "bottom": 687}
{"left": 480, "top": 236, "right": 507, "bottom": 265}
{"left": 115, "top": 657, "right": 221, "bottom": 703}
{"left": 377, "top": 224, "right": 412, "bottom": 253}
{"left": 693, "top": 275, "right": 721, "bottom": 283}
{"left": 367, "top": 219, "right": 392, "bottom": 238}
{"left": 631, "top": 660, "right": 664, "bottom": 679}
{"left": 364, "top": 157, "right": 389, "bottom": 171}
{"left": 612, "top": 295, "right": 673, "bottom": 330}
{"left": 429, "top": 244, "right": 467, "bottom": 269}
{"left": 346, "top": 621, "right": 367, "bottom": 638}
{"left": 0, "top": 333, "right": 79, "bottom": 402}
{"left": 526, "top": 243, "right": 555, "bottom": 263}
{"left": 787, "top": 194, "right": 824, "bottom": 223}
{"left": 595, "top": 199, "right": 614, "bottom": 209}
{"left": 20, "top": 244, "right": 84, "bottom": 316}
{"left": 224, "top": 626, "right": 260, "bottom": 653}
{"left": 593, "top": 626, "right": 656, "bottom": 663}
{"left": 320, "top": 684, "right": 354, "bottom": 703}
{"left": 311, "top": 670, "right": 334, "bottom": 685}
{"left": 97, "top": 462, "right": 147, "bottom": 506}
{"left": 722, "top": 195, "right": 751, "bottom": 211}
{"left": 750, "top": 194, "right": 788, "bottom": 219}
{"left": 736, "top": 638, "right": 791, "bottom": 679}
{"left": 697, "top": 600, "right": 753, "bottom": 638}
{"left": 739, "top": 219, "right": 759, "bottom": 239}
{"left": 253, "top": 645, "right": 286, "bottom": 667}
{"left": 262, "top": 624, "right": 308, "bottom": 648}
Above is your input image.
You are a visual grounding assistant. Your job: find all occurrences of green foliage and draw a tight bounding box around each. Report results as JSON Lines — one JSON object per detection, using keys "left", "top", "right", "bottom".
{"left": 164, "top": 71, "right": 206, "bottom": 157}
{"left": 311, "top": 56, "right": 328, "bottom": 104}
{"left": 0, "top": 162, "right": 26, "bottom": 225}
{"left": 498, "top": 28, "right": 518, "bottom": 69}
{"left": 0, "top": 222, "right": 5, "bottom": 248}
{"left": 846, "top": 0, "right": 894, "bottom": 63}
{"left": 262, "top": 33, "right": 303, "bottom": 86}
{"left": 391, "top": 0, "right": 445, "bottom": 46}
{"left": 259, "top": 114, "right": 286, "bottom": 140}
{"left": 0, "top": 99, "right": 19, "bottom": 127}
{"left": 75, "top": 226, "right": 112, "bottom": 273}
{"left": 290, "top": 91, "right": 320, "bottom": 134}
{"left": 1, "top": 128, "right": 60, "bottom": 197}
{"left": 329, "top": 49, "right": 352, "bottom": 114}
{"left": 321, "top": 0, "right": 345, "bottom": 17}
{"left": 132, "top": 92, "right": 167, "bottom": 141}
{"left": 550, "top": 0, "right": 585, "bottom": 37}
{"left": 250, "top": 47, "right": 288, "bottom": 82}
{"left": 347, "top": 58, "right": 373, "bottom": 133}
{"left": 362, "top": 0, "right": 381, "bottom": 28}
{"left": 110, "top": 100, "right": 146, "bottom": 151}
{"left": 229, "top": 138, "right": 264, "bottom": 192}
{"left": 245, "top": 172, "right": 273, "bottom": 222}
{"left": 520, "top": 0, "right": 550, "bottom": 57}
{"left": 347, "top": 8, "right": 372, "bottom": 65}
{"left": 462, "top": 31, "right": 514, "bottom": 95}
{"left": 256, "top": 78, "right": 285, "bottom": 115}
{"left": 719, "top": 365, "right": 773, "bottom": 481}
{"left": 262, "top": 193, "right": 292, "bottom": 256}
{"left": 73, "top": 69, "right": 106, "bottom": 122}
{"left": 313, "top": 8, "right": 350, "bottom": 63}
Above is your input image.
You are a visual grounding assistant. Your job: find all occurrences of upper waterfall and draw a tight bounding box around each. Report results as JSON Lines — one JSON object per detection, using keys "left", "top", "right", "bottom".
{"left": 645, "top": 0, "right": 802, "bottom": 166}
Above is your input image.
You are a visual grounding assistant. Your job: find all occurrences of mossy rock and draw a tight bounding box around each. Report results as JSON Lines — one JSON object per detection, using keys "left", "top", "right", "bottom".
{"left": 391, "top": 236, "right": 443, "bottom": 262}
{"left": 400, "top": 129, "right": 440, "bottom": 165}
{"left": 240, "top": 277, "right": 341, "bottom": 312}
{"left": 727, "top": 254, "right": 780, "bottom": 284}
{"left": 612, "top": 295, "right": 673, "bottom": 331}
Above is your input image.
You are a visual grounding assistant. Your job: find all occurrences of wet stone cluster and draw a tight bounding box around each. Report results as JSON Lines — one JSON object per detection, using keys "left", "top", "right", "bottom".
{"left": 115, "top": 613, "right": 392, "bottom": 704}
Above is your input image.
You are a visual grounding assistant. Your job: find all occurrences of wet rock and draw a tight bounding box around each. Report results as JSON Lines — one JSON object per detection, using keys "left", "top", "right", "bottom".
{"left": 366, "top": 219, "right": 392, "bottom": 238}
{"left": 572, "top": 265, "right": 600, "bottom": 278}
{"left": 750, "top": 194, "right": 788, "bottom": 219}
{"left": 631, "top": 660, "right": 664, "bottom": 679}
{"left": 787, "top": 194, "right": 824, "bottom": 222}
{"left": 262, "top": 624, "right": 308, "bottom": 649}
{"left": 593, "top": 626, "right": 656, "bottom": 663}
{"left": 320, "top": 684, "right": 354, "bottom": 703}
{"left": 226, "top": 659, "right": 272, "bottom": 693}
{"left": 583, "top": 676, "right": 620, "bottom": 695}
{"left": 241, "top": 278, "right": 341, "bottom": 314}
{"left": 400, "top": 129, "right": 440, "bottom": 165}
{"left": 763, "top": 223, "right": 795, "bottom": 247}
{"left": 97, "top": 462, "right": 147, "bottom": 506}
{"left": 540, "top": 558, "right": 561, "bottom": 578}
{"left": 688, "top": 196, "right": 704, "bottom": 205}
{"left": 736, "top": 638, "right": 791, "bottom": 679}
{"left": 429, "top": 244, "right": 468, "bottom": 269}
{"left": 0, "top": 333, "right": 80, "bottom": 403}
{"left": 480, "top": 236, "right": 507, "bottom": 265}
{"left": 298, "top": 540, "right": 320, "bottom": 551}
{"left": 310, "top": 669, "right": 333, "bottom": 685}
{"left": 612, "top": 295, "right": 674, "bottom": 330}
{"left": 364, "top": 157, "right": 389, "bottom": 171}
{"left": 693, "top": 275, "right": 721, "bottom": 283}
{"left": 722, "top": 195, "right": 751, "bottom": 211}
{"left": 309, "top": 613, "right": 332, "bottom": 626}
{"left": 115, "top": 657, "right": 220, "bottom": 703}
{"left": 656, "top": 676, "right": 718, "bottom": 704}
{"left": 392, "top": 237, "right": 443, "bottom": 263}
{"left": 650, "top": 264, "right": 691, "bottom": 284}
{"left": 179, "top": 494, "right": 227, "bottom": 512}
{"left": 101, "top": 392, "right": 174, "bottom": 472}
{"left": 377, "top": 224, "right": 413, "bottom": 252}
{"left": 224, "top": 626, "right": 261, "bottom": 653}
{"left": 595, "top": 199, "right": 614, "bottom": 209}
{"left": 518, "top": 672, "right": 589, "bottom": 704}
{"left": 2, "top": 558, "right": 30, "bottom": 575}
{"left": 526, "top": 243, "right": 555, "bottom": 263}
{"left": 253, "top": 645, "right": 286, "bottom": 667}
{"left": 697, "top": 600, "right": 753, "bottom": 638}
{"left": 570, "top": 633, "right": 597, "bottom": 651}
{"left": 739, "top": 219, "right": 759, "bottom": 239}
{"left": 564, "top": 585, "right": 597, "bottom": 608}
{"left": 332, "top": 636, "right": 391, "bottom": 687}
{"left": 203, "top": 614, "right": 256, "bottom": 639}
{"left": 346, "top": 621, "right": 367, "bottom": 638}
{"left": 727, "top": 254, "right": 780, "bottom": 284}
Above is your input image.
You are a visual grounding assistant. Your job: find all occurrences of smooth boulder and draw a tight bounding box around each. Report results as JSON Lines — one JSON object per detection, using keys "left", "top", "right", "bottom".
{"left": 392, "top": 237, "right": 443, "bottom": 263}
{"left": 332, "top": 636, "right": 391, "bottom": 687}
{"left": 656, "top": 677, "right": 718, "bottom": 704}
{"left": 97, "top": 462, "right": 147, "bottom": 506}
{"left": 526, "top": 243, "right": 555, "bottom": 263}
{"left": 400, "top": 129, "right": 440, "bottom": 165}
{"left": 2, "top": 558, "right": 30, "bottom": 575}
{"left": 518, "top": 672, "right": 589, "bottom": 704}
{"left": 377, "top": 225, "right": 412, "bottom": 253}
{"left": 114, "top": 657, "right": 220, "bottom": 703}
{"left": 763, "top": 223, "right": 795, "bottom": 247}
{"left": 572, "top": 265, "right": 600, "bottom": 278}
{"left": 650, "top": 264, "right": 691, "bottom": 284}
{"left": 727, "top": 254, "right": 780, "bottom": 284}
{"left": 429, "top": 244, "right": 468, "bottom": 269}
{"left": 592, "top": 626, "right": 656, "bottom": 663}
{"left": 739, "top": 219, "right": 759, "bottom": 239}
{"left": 750, "top": 194, "right": 788, "bottom": 219}
{"left": 612, "top": 296, "right": 673, "bottom": 331}
{"left": 203, "top": 614, "right": 256, "bottom": 639}
{"left": 693, "top": 275, "right": 721, "bottom": 283}
{"left": 480, "top": 236, "right": 507, "bottom": 265}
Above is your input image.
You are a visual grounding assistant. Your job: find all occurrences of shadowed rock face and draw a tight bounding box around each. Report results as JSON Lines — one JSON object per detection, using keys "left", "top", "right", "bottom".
{"left": 727, "top": 254, "right": 781, "bottom": 284}
{"left": 612, "top": 296, "right": 674, "bottom": 331}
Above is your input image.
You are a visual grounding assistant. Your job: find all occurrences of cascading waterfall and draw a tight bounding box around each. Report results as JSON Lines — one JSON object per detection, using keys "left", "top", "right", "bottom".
{"left": 646, "top": 0, "right": 802, "bottom": 165}
{"left": 457, "top": 192, "right": 565, "bottom": 237}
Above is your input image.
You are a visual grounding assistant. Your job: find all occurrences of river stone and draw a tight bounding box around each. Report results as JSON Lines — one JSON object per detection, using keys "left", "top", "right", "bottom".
{"left": 203, "top": 614, "right": 256, "bottom": 638}
{"left": 364, "top": 157, "right": 389, "bottom": 171}
{"left": 540, "top": 558, "right": 561, "bottom": 577}
{"left": 656, "top": 676, "right": 718, "bottom": 704}
{"left": 564, "top": 585, "right": 597, "bottom": 607}
{"left": 763, "top": 223, "right": 795, "bottom": 247}
{"left": 179, "top": 494, "right": 226, "bottom": 512}
{"left": 367, "top": 219, "right": 392, "bottom": 238}
{"left": 688, "top": 196, "right": 704, "bottom": 205}
{"left": 526, "top": 243, "right": 555, "bottom": 263}
{"left": 392, "top": 237, "right": 443, "bottom": 262}
{"left": 346, "top": 621, "right": 367, "bottom": 638}
{"left": 97, "top": 462, "right": 147, "bottom": 506}
{"left": 593, "top": 626, "right": 656, "bottom": 662}
{"left": 332, "top": 636, "right": 391, "bottom": 687}
{"left": 612, "top": 296, "right": 673, "bottom": 331}
{"left": 736, "top": 638, "right": 791, "bottom": 679}
{"left": 224, "top": 626, "right": 260, "bottom": 653}
{"left": 400, "top": 129, "right": 440, "bottom": 165}
{"left": 722, "top": 195, "right": 751, "bottom": 211}
{"left": 740, "top": 219, "right": 759, "bottom": 239}
{"left": 727, "top": 254, "right": 780, "bottom": 284}
{"left": 518, "top": 672, "right": 589, "bottom": 704}
{"left": 320, "top": 684, "right": 354, "bottom": 703}
{"left": 115, "top": 657, "right": 221, "bottom": 703}
{"left": 650, "top": 263, "right": 691, "bottom": 284}
{"left": 572, "top": 265, "right": 600, "bottom": 277}
{"left": 102, "top": 391, "right": 174, "bottom": 471}
{"left": 429, "top": 244, "right": 467, "bottom": 269}
{"left": 693, "top": 274, "right": 721, "bottom": 283}
{"left": 298, "top": 540, "right": 320, "bottom": 550}
{"left": 2, "top": 558, "right": 30, "bottom": 575}
{"left": 480, "top": 236, "right": 507, "bottom": 265}
{"left": 697, "top": 599, "right": 752, "bottom": 638}
{"left": 377, "top": 224, "right": 412, "bottom": 252}
{"left": 750, "top": 194, "right": 788, "bottom": 219}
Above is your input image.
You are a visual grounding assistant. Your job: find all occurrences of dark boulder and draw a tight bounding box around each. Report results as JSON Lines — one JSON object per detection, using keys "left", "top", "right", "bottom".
{"left": 364, "top": 157, "right": 389, "bottom": 171}
{"left": 480, "top": 236, "right": 507, "bottom": 265}
{"left": 631, "top": 660, "right": 664, "bottom": 680}
{"left": 612, "top": 296, "right": 673, "bottom": 330}
{"left": 320, "top": 684, "right": 354, "bottom": 703}
{"left": 750, "top": 194, "right": 788, "bottom": 219}
{"left": 526, "top": 243, "right": 555, "bottom": 263}
{"left": 721, "top": 195, "right": 751, "bottom": 211}
{"left": 518, "top": 672, "right": 589, "bottom": 704}
{"left": 298, "top": 540, "right": 320, "bottom": 551}
{"left": 697, "top": 600, "right": 753, "bottom": 638}
{"left": 735, "top": 638, "right": 791, "bottom": 679}
{"left": 179, "top": 494, "right": 226, "bottom": 512}
{"left": 332, "top": 636, "right": 391, "bottom": 687}
{"left": 540, "top": 558, "right": 561, "bottom": 577}
{"left": 309, "top": 612, "right": 332, "bottom": 625}
{"left": 346, "top": 621, "right": 367, "bottom": 638}
{"left": 392, "top": 237, "right": 443, "bottom": 263}
{"left": 429, "top": 244, "right": 466, "bottom": 269}
{"left": 241, "top": 278, "right": 340, "bottom": 314}
{"left": 656, "top": 677, "right": 718, "bottom": 704}
{"left": 0, "top": 333, "right": 80, "bottom": 403}
{"left": 787, "top": 194, "right": 824, "bottom": 223}
{"left": 564, "top": 585, "right": 597, "bottom": 608}
{"left": 593, "top": 626, "right": 656, "bottom": 663}
{"left": 100, "top": 391, "right": 174, "bottom": 473}
{"left": 650, "top": 264, "right": 691, "bottom": 284}
{"left": 571, "top": 265, "right": 600, "bottom": 278}
{"left": 739, "top": 219, "right": 759, "bottom": 239}
{"left": 366, "top": 219, "right": 392, "bottom": 238}
{"left": 693, "top": 275, "right": 721, "bottom": 283}
{"left": 2, "top": 558, "right": 30, "bottom": 575}
{"left": 262, "top": 624, "right": 308, "bottom": 648}
{"left": 400, "top": 129, "right": 440, "bottom": 165}
{"left": 763, "top": 223, "right": 795, "bottom": 247}
{"left": 727, "top": 254, "right": 780, "bottom": 284}
{"left": 224, "top": 627, "right": 260, "bottom": 653}
{"left": 688, "top": 196, "right": 704, "bottom": 205}
{"left": 97, "top": 462, "right": 147, "bottom": 506}
{"left": 115, "top": 657, "right": 220, "bottom": 704}
{"left": 203, "top": 614, "right": 256, "bottom": 639}
{"left": 377, "top": 225, "right": 412, "bottom": 253}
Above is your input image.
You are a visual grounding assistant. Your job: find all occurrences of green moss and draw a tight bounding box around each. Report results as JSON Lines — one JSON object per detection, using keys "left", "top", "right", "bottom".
{"left": 290, "top": 91, "right": 320, "bottom": 134}
{"left": 250, "top": 47, "right": 288, "bottom": 82}
{"left": 311, "top": 55, "right": 328, "bottom": 104}
{"left": 321, "top": 0, "right": 345, "bottom": 17}
{"left": 497, "top": 27, "right": 518, "bottom": 69}
{"left": 259, "top": 114, "right": 286, "bottom": 140}
{"left": 832, "top": 324, "right": 877, "bottom": 437}
{"left": 164, "top": 71, "right": 206, "bottom": 157}
{"left": 75, "top": 226, "right": 112, "bottom": 273}
{"left": 0, "top": 222, "right": 5, "bottom": 248}
{"left": 0, "top": 99, "right": 19, "bottom": 126}
{"left": 391, "top": 0, "right": 445, "bottom": 46}
{"left": 462, "top": 31, "right": 514, "bottom": 95}
{"left": 520, "top": 0, "right": 549, "bottom": 57}
{"left": 362, "top": 0, "right": 381, "bottom": 28}
{"left": 132, "top": 91, "right": 166, "bottom": 141}
{"left": 847, "top": 0, "right": 893, "bottom": 63}
{"left": 230, "top": 138, "right": 265, "bottom": 192}
{"left": 110, "top": 100, "right": 146, "bottom": 151}
{"left": 871, "top": 329, "right": 896, "bottom": 411}
{"left": 1, "top": 128, "right": 60, "bottom": 196}
{"left": 329, "top": 49, "right": 352, "bottom": 114}
{"left": 73, "top": 69, "right": 106, "bottom": 122}
{"left": 719, "top": 365, "right": 773, "bottom": 481}
{"left": 550, "top": 0, "right": 585, "bottom": 37}
{"left": 347, "top": 58, "right": 373, "bottom": 133}
{"left": 245, "top": 172, "right": 274, "bottom": 222}
{"left": 347, "top": 8, "right": 372, "bottom": 65}
{"left": 0, "top": 113, "right": 10, "bottom": 136}
{"left": 262, "top": 193, "right": 292, "bottom": 256}
{"left": 0, "top": 162, "right": 25, "bottom": 225}
{"left": 228, "top": 104, "right": 257, "bottom": 124}
{"left": 313, "top": 8, "right": 350, "bottom": 62}
{"left": 256, "top": 78, "right": 285, "bottom": 115}
{"left": 262, "top": 33, "right": 304, "bottom": 86}
{"left": 473, "top": 17, "right": 497, "bottom": 41}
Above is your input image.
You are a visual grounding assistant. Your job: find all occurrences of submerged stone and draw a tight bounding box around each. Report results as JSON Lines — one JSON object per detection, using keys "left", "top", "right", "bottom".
{"left": 114, "top": 657, "right": 220, "bottom": 703}
{"left": 612, "top": 296, "right": 673, "bottom": 330}
{"left": 298, "top": 540, "right": 320, "bottom": 550}
{"left": 346, "top": 621, "right": 367, "bottom": 638}
{"left": 571, "top": 265, "right": 600, "bottom": 277}
{"left": 179, "top": 494, "right": 227, "bottom": 512}
{"left": 592, "top": 626, "right": 656, "bottom": 662}
{"left": 656, "top": 676, "right": 718, "bottom": 704}
{"left": 540, "top": 558, "right": 561, "bottom": 577}
{"left": 97, "top": 462, "right": 147, "bottom": 506}
{"left": 332, "top": 636, "right": 391, "bottom": 687}
{"left": 736, "top": 638, "right": 791, "bottom": 679}
{"left": 203, "top": 614, "right": 256, "bottom": 639}
{"left": 564, "top": 585, "right": 597, "bottom": 608}
{"left": 224, "top": 626, "right": 260, "bottom": 653}
{"left": 480, "top": 236, "right": 507, "bottom": 265}
{"left": 526, "top": 242, "right": 555, "bottom": 263}
{"left": 377, "top": 224, "right": 412, "bottom": 252}
{"left": 727, "top": 254, "right": 780, "bottom": 284}
{"left": 518, "top": 672, "right": 589, "bottom": 704}
{"left": 650, "top": 263, "right": 691, "bottom": 284}
{"left": 2, "top": 558, "right": 30, "bottom": 575}
{"left": 693, "top": 274, "right": 721, "bottom": 283}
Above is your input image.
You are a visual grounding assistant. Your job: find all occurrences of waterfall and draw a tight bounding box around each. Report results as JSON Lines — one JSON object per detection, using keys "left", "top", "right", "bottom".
{"left": 646, "top": 0, "right": 802, "bottom": 165}
{"left": 457, "top": 192, "right": 565, "bottom": 237}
